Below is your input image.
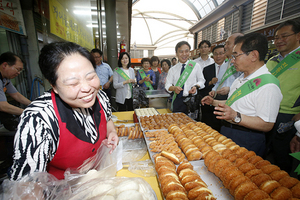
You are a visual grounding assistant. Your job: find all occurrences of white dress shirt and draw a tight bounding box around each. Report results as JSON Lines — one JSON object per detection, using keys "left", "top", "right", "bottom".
{"left": 193, "top": 56, "right": 214, "bottom": 71}
{"left": 165, "top": 61, "right": 205, "bottom": 97}
{"left": 228, "top": 64, "right": 282, "bottom": 123}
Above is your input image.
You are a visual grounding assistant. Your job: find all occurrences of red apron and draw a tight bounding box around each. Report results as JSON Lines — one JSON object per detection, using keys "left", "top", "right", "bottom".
{"left": 47, "top": 91, "right": 106, "bottom": 179}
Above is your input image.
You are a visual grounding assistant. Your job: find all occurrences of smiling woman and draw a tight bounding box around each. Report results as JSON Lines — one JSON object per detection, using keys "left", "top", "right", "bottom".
{"left": 9, "top": 42, "right": 119, "bottom": 181}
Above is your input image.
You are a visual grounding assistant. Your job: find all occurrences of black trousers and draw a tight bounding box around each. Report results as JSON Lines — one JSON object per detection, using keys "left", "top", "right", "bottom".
{"left": 117, "top": 98, "right": 133, "bottom": 111}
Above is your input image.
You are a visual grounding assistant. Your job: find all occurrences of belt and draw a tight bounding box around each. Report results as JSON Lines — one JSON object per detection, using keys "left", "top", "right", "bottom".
{"left": 222, "top": 120, "right": 264, "bottom": 134}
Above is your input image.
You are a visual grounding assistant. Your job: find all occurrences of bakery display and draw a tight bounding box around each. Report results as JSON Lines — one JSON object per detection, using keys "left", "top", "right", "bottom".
{"left": 115, "top": 124, "right": 143, "bottom": 139}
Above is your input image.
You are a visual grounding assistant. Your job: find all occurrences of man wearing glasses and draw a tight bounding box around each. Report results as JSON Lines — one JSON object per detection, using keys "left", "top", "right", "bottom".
{"left": 0, "top": 52, "right": 31, "bottom": 131}
{"left": 201, "top": 33, "right": 282, "bottom": 157}
{"left": 266, "top": 20, "right": 300, "bottom": 174}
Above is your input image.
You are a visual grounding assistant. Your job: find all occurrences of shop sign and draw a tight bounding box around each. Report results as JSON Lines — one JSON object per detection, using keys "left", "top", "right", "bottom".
{"left": 49, "top": 0, "right": 94, "bottom": 50}
{"left": 0, "top": 0, "right": 26, "bottom": 35}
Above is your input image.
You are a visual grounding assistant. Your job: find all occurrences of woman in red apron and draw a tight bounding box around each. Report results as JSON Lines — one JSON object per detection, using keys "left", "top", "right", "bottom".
{"left": 9, "top": 42, "right": 118, "bottom": 181}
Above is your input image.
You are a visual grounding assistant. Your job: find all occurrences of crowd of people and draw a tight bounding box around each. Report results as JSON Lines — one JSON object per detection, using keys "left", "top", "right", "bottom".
{"left": 0, "top": 19, "right": 299, "bottom": 184}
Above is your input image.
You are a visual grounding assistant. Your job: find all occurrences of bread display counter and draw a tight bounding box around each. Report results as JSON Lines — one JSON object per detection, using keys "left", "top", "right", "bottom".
{"left": 144, "top": 90, "right": 171, "bottom": 109}
{"left": 113, "top": 109, "right": 300, "bottom": 200}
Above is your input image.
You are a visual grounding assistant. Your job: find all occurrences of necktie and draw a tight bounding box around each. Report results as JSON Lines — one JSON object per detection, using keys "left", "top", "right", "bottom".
{"left": 216, "top": 65, "right": 220, "bottom": 76}
{"left": 177, "top": 64, "right": 186, "bottom": 98}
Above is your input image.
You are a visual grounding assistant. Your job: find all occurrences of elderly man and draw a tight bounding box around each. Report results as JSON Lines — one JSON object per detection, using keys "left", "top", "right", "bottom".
{"left": 266, "top": 19, "right": 300, "bottom": 173}
{"left": 165, "top": 41, "right": 205, "bottom": 114}
{"left": 201, "top": 33, "right": 282, "bottom": 156}
{"left": 209, "top": 33, "right": 243, "bottom": 100}
{"left": 0, "top": 52, "right": 31, "bottom": 131}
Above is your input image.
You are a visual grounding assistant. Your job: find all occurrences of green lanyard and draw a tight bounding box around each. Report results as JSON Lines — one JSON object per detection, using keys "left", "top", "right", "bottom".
{"left": 114, "top": 67, "right": 132, "bottom": 94}
{"left": 270, "top": 47, "right": 300, "bottom": 78}
{"left": 218, "top": 63, "right": 236, "bottom": 88}
{"left": 138, "top": 69, "right": 154, "bottom": 90}
{"left": 225, "top": 74, "right": 280, "bottom": 106}
{"left": 171, "top": 60, "right": 196, "bottom": 110}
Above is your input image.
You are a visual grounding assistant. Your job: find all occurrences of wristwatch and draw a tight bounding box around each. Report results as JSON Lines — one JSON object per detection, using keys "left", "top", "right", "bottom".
{"left": 232, "top": 112, "right": 241, "bottom": 124}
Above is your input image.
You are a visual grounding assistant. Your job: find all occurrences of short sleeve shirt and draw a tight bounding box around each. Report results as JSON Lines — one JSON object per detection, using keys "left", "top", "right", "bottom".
{"left": 95, "top": 62, "right": 113, "bottom": 86}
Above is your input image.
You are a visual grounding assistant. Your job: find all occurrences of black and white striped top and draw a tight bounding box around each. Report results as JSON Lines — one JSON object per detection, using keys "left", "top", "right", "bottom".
{"left": 9, "top": 90, "right": 112, "bottom": 181}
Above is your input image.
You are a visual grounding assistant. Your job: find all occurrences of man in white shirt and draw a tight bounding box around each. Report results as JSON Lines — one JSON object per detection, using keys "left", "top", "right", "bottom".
{"left": 165, "top": 41, "right": 205, "bottom": 114}
{"left": 193, "top": 40, "right": 214, "bottom": 71}
{"left": 201, "top": 33, "right": 282, "bottom": 156}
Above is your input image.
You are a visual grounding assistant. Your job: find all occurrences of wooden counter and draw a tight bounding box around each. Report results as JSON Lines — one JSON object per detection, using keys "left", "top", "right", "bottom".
{"left": 113, "top": 109, "right": 172, "bottom": 200}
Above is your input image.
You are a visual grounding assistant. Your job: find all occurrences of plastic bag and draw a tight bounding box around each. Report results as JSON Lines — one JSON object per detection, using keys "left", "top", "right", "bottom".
{"left": 68, "top": 177, "right": 157, "bottom": 200}
{"left": 1, "top": 172, "right": 71, "bottom": 200}
{"left": 2, "top": 143, "right": 123, "bottom": 200}
{"left": 121, "top": 137, "right": 147, "bottom": 163}
{"left": 128, "top": 159, "right": 156, "bottom": 177}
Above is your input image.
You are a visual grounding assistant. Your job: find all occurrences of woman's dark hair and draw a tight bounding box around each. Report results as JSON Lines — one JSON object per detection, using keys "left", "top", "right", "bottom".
{"left": 38, "top": 42, "right": 95, "bottom": 87}
{"left": 150, "top": 56, "right": 160, "bottom": 66}
{"left": 118, "top": 52, "right": 131, "bottom": 68}
{"left": 234, "top": 33, "right": 268, "bottom": 61}
{"left": 161, "top": 59, "right": 171, "bottom": 67}
{"left": 141, "top": 57, "right": 151, "bottom": 64}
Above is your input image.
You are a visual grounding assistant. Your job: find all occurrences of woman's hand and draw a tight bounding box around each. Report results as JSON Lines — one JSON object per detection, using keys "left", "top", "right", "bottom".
{"left": 105, "top": 120, "right": 119, "bottom": 153}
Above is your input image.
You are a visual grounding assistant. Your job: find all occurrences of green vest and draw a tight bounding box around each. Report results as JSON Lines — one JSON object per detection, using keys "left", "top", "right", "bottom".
{"left": 266, "top": 53, "right": 300, "bottom": 114}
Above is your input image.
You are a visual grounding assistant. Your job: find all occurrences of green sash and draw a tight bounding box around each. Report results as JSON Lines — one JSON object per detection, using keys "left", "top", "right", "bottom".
{"left": 270, "top": 47, "right": 300, "bottom": 77}
{"left": 138, "top": 69, "right": 154, "bottom": 90}
{"left": 114, "top": 67, "right": 132, "bottom": 95}
{"left": 171, "top": 60, "right": 196, "bottom": 110}
{"left": 216, "top": 63, "right": 236, "bottom": 91}
{"left": 225, "top": 74, "right": 280, "bottom": 106}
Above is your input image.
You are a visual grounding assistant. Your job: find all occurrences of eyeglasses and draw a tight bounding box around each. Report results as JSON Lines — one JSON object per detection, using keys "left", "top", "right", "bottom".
{"left": 232, "top": 51, "right": 252, "bottom": 60}
{"left": 274, "top": 33, "right": 296, "bottom": 41}
{"left": 13, "top": 66, "right": 24, "bottom": 73}
{"left": 213, "top": 52, "right": 225, "bottom": 56}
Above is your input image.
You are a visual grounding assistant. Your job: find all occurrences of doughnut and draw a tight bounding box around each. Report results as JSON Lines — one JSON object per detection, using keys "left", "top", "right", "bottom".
{"left": 217, "top": 135, "right": 227, "bottom": 142}
{"left": 157, "top": 165, "right": 177, "bottom": 175}
{"left": 221, "top": 148, "right": 234, "bottom": 158}
{"left": 161, "top": 176, "right": 181, "bottom": 187}
{"left": 247, "top": 155, "right": 263, "bottom": 165}
{"left": 234, "top": 181, "right": 258, "bottom": 200}
{"left": 234, "top": 147, "right": 248, "bottom": 157}
{"left": 188, "top": 186, "right": 213, "bottom": 200}
{"left": 234, "top": 158, "right": 248, "bottom": 168}
{"left": 228, "top": 144, "right": 240, "bottom": 151}
{"left": 162, "top": 181, "right": 186, "bottom": 197}
{"left": 184, "top": 181, "right": 207, "bottom": 192}
{"left": 245, "top": 169, "right": 263, "bottom": 179}
{"left": 158, "top": 172, "right": 179, "bottom": 183}
{"left": 259, "top": 180, "right": 281, "bottom": 194}
{"left": 214, "top": 159, "right": 233, "bottom": 178}
{"left": 269, "top": 170, "right": 289, "bottom": 182}
{"left": 226, "top": 154, "right": 238, "bottom": 163}
{"left": 207, "top": 155, "right": 223, "bottom": 173}
{"left": 228, "top": 175, "right": 250, "bottom": 195}
{"left": 178, "top": 168, "right": 199, "bottom": 180}
{"left": 203, "top": 150, "right": 219, "bottom": 163}
{"left": 291, "top": 182, "right": 300, "bottom": 198}
{"left": 242, "top": 151, "right": 256, "bottom": 160}
{"left": 243, "top": 189, "right": 270, "bottom": 200}
{"left": 177, "top": 160, "right": 193, "bottom": 174}
{"left": 251, "top": 173, "right": 272, "bottom": 187}
{"left": 165, "top": 190, "right": 188, "bottom": 200}
{"left": 199, "top": 146, "right": 213, "bottom": 154}
{"left": 278, "top": 176, "right": 299, "bottom": 189}
{"left": 155, "top": 161, "right": 176, "bottom": 171}
{"left": 223, "top": 168, "right": 244, "bottom": 188}
{"left": 260, "top": 164, "right": 280, "bottom": 175}
{"left": 155, "top": 155, "right": 171, "bottom": 163}
{"left": 186, "top": 149, "right": 203, "bottom": 161}
{"left": 270, "top": 186, "right": 292, "bottom": 200}
{"left": 238, "top": 162, "right": 256, "bottom": 174}
{"left": 161, "top": 151, "right": 180, "bottom": 164}
{"left": 180, "top": 175, "right": 204, "bottom": 186}
{"left": 194, "top": 193, "right": 216, "bottom": 200}
{"left": 255, "top": 160, "right": 271, "bottom": 169}
{"left": 221, "top": 138, "right": 233, "bottom": 145}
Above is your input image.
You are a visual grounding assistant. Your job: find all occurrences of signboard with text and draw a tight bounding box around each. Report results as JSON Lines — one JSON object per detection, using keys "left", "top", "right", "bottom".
{"left": 0, "top": 0, "right": 26, "bottom": 35}
{"left": 49, "top": 0, "right": 94, "bottom": 49}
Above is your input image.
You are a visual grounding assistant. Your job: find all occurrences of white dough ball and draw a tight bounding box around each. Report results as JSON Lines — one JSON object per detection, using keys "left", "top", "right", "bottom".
{"left": 90, "top": 183, "right": 116, "bottom": 197}
{"left": 116, "top": 180, "right": 139, "bottom": 195}
{"left": 116, "top": 190, "right": 143, "bottom": 200}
